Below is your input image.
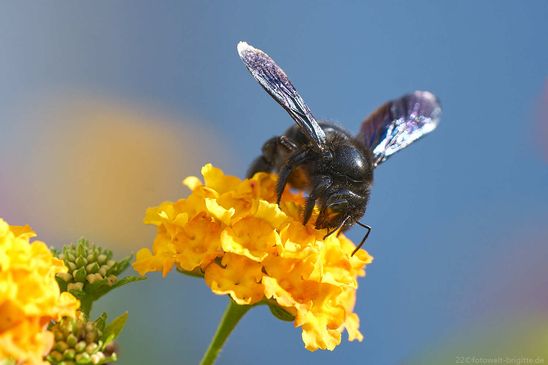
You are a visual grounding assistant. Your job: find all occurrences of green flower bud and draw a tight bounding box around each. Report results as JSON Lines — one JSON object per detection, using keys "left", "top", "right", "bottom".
{"left": 54, "top": 237, "right": 143, "bottom": 306}
{"left": 86, "top": 262, "right": 100, "bottom": 274}
{"left": 54, "top": 341, "right": 68, "bottom": 352}
{"left": 85, "top": 331, "right": 97, "bottom": 344}
{"left": 66, "top": 334, "right": 78, "bottom": 347}
{"left": 47, "top": 312, "right": 119, "bottom": 365}
{"left": 90, "top": 352, "right": 105, "bottom": 364}
{"left": 57, "top": 272, "right": 73, "bottom": 283}
{"left": 75, "top": 256, "right": 87, "bottom": 268}
{"left": 49, "top": 351, "right": 63, "bottom": 362}
{"left": 85, "top": 343, "right": 98, "bottom": 354}
{"left": 73, "top": 267, "right": 87, "bottom": 282}
{"left": 75, "top": 352, "right": 91, "bottom": 363}
{"left": 67, "top": 282, "right": 84, "bottom": 292}
{"left": 85, "top": 322, "right": 95, "bottom": 333}
{"left": 98, "top": 266, "right": 108, "bottom": 277}
{"left": 97, "top": 254, "right": 107, "bottom": 265}
{"left": 107, "top": 275, "right": 117, "bottom": 285}
{"left": 75, "top": 341, "right": 87, "bottom": 353}
{"left": 63, "top": 348, "right": 76, "bottom": 360}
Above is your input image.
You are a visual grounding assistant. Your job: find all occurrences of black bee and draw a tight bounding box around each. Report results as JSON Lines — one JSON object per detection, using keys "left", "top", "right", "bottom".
{"left": 238, "top": 42, "right": 441, "bottom": 254}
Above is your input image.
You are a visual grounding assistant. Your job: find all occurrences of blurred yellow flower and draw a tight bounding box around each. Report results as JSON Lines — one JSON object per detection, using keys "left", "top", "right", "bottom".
{"left": 0, "top": 219, "right": 79, "bottom": 365}
{"left": 133, "top": 164, "right": 372, "bottom": 351}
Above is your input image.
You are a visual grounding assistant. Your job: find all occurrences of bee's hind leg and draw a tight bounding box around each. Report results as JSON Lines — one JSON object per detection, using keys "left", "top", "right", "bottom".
{"left": 247, "top": 156, "right": 273, "bottom": 178}
{"left": 247, "top": 136, "right": 297, "bottom": 178}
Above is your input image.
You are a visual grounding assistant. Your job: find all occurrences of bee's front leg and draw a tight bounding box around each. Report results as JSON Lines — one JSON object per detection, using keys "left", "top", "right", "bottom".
{"left": 276, "top": 147, "right": 316, "bottom": 204}
{"left": 303, "top": 176, "right": 332, "bottom": 225}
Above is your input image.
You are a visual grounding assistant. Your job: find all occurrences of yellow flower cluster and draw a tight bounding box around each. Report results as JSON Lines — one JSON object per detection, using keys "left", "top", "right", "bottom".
{"left": 133, "top": 164, "right": 372, "bottom": 351}
{"left": 0, "top": 219, "right": 79, "bottom": 365}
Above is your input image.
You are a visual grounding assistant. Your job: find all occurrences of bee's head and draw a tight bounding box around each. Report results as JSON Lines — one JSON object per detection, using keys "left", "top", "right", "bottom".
{"left": 329, "top": 141, "right": 373, "bottom": 184}
{"left": 315, "top": 189, "right": 368, "bottom": 232}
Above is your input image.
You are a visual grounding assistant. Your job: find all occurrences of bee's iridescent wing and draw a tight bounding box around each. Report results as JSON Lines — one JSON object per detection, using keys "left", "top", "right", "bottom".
{"left": 238, "top": 41, "right": 327, "bottom": 152}
{"left": 357, "top": 91, "right": 441, "bottom": 167}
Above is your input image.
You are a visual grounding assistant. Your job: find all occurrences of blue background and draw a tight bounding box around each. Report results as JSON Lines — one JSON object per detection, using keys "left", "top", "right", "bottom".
{"left": 1, "top": 1, "right": 547, "bottom": 364}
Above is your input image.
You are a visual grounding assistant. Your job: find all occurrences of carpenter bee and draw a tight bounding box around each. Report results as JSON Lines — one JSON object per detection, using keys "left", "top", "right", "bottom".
{"left": 238, "top": 42, "right": 441, "bottom": 254}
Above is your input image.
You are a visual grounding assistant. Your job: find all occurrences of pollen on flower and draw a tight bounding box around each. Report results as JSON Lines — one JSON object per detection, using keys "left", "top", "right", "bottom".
{"left": 133, "top": 163, "right": 373, "bottom": 351}
{"left": 0, "top": 218, "right": 80, "bottom": 365}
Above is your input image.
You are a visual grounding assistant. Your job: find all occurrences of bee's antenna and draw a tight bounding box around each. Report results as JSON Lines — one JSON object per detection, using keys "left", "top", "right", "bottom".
{"left": 323, "top": 215, "right": 351, "bottom": 240}
{"left": 351, "top": 222, "right": 372, "bottom": 257}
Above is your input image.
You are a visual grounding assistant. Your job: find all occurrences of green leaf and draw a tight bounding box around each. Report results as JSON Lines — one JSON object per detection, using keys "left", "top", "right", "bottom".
{"left": 113, "top": 255, "right": 133, "bottom": 274}
{"left": 55, "top": 276, "right": 68, "bottom": 291}
{"left": 94, "top": 312, "right": 108, "bottom": 331}
{"left": 267, "top": 302, "right": 295, "bottom": 322}
{"left": 111, "top": 275, "right": 146, "bottom": 290}
{"left": 68, "top": 288, "right": 86, "bottom": 300}
{"left": 86, "top": 278, "right": 114, "bottom": 299}
{"left": 103, "top": 312, "right": 128, "bottom": 345}
{"left": 177, "top": 267, "right": 204, "bottom": 278}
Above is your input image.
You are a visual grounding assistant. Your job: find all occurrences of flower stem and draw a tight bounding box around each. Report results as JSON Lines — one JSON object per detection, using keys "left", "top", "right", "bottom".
{"left": 199, "top": 299, "right": 251, "bottom": 365}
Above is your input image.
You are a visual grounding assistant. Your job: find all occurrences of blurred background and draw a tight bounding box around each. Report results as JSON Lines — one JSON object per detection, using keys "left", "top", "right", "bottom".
{"left": 1, "top": 1, "right": 547, "bottom": 364}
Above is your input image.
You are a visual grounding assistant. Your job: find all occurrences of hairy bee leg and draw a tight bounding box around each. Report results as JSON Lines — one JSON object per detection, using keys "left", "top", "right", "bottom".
{"left": 303, "top": 196, "right": 316, "bottom": 225}
{"left": 276, "top": 149, "right": 314, "bottom": 204}
{"left": 248, "top": 136, "right": 298, "bottom": 178}
{"left": 303, "top": 176, "right": 332, "bottom": 225}
{"left": 262, "top": 136, "right": 297, "bottom": 160}
{"left": 247, "top": 156, "right": 272, "bottom": 178}
{"left": 351, "top": 222, "right": 372, "bottom": 256}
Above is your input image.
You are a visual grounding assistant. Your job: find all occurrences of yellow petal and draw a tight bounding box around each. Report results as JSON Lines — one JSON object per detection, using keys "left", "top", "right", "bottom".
{"left": 204, "top": 254, "right": 264, "bottom": 305}
{"left": 183, "top": 175, "right": 202, "bottom": 190}
{"left": 135, "top": 164, "right": 373, "bottom": 351}
{"left": 220, "top": 217, "right": 280, "bottom": 262}
{"left": 0, "top": 218, "right": 79, "bottom": 363}
{"left": 202, "top": 163, "right": 242, "bottom": 194}
{"left": 205, "top": 198, "right": 235, "bottom": 225}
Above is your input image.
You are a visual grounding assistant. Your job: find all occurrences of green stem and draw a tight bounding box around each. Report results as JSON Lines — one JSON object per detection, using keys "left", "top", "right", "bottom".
{"left": 199, "top": 299, "right": 251, "bottom": 365}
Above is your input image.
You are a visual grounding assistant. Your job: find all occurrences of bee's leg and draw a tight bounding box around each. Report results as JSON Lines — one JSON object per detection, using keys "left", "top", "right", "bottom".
{"left": 277, "top": 136, "right": 298, "bottom": 151}
{"left": 351, "top": 222, "right": 372, "bottom": 256}
{"left": 303, "top": 176, "right": 332, "bottom": 225}
{"left": 247, "top": 156, "right": 272, "bottom": 178}
{"left": 247, "top": 136, "right": 297, "bottom": 178}
{"left": 276, "top": 148, "right": 313, "bottom": 204}
{"left": 316, "top": 198, "right": 347, "bottom": 229}
{"left": 324, "top": 215, "right": 351, "bottom": 239}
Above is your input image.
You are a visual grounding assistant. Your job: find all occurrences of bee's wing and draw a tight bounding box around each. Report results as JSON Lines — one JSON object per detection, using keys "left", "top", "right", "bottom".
{"left": 357, "top": 91, "right": 441, "bottom": 167}
{"left": 238, "top": 42, "right": 327, "bottom": 152}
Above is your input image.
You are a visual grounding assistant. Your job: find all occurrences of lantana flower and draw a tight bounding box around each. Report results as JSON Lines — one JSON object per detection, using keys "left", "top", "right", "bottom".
{"left": 133, "top": 163, "right": 372, "bottom": 357}
{"left": 0, "top": 218, "right": 80, "bottom": 365}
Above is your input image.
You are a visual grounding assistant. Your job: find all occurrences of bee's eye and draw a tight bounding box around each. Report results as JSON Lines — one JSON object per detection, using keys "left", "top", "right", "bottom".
{"left": 333, "top": 145, "right": 367, "bottom": 182}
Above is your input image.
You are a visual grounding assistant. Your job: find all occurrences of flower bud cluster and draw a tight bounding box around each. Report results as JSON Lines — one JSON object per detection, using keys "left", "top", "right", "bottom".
{"left": 47, "top": 313, "right": 116, "bottom": 365}
{"left": 54, "top": 239, "right": 142, "bottom": 312}
{"left": 56, "top": 239, "right": 119, "bottom": 294}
